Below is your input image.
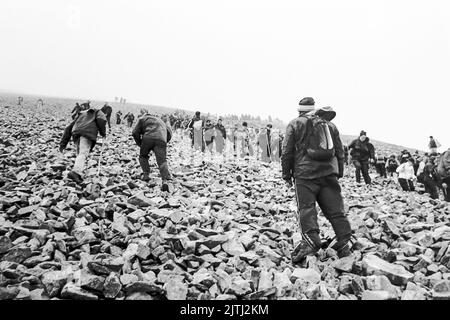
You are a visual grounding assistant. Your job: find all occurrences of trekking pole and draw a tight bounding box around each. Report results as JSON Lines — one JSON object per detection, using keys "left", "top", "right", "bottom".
{"left": 97, "top": 136, "right": 108, "bottom": 176}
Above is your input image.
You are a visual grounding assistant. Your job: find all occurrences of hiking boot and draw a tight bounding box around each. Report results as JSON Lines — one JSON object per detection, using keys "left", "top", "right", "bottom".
{"left": 67, "top": 171, "right": 83, "bottom": 184}
{"left": 291, "top": 240, "right": 319, "bottom": 263}
{"left": 141, "top": 173, "right": 150, "bottom": 182}
{"left": 336, "top": 243, "right": 352, "bottom": 258}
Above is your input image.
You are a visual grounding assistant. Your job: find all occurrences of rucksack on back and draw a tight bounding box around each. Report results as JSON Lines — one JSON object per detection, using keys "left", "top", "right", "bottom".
{"left": 437, "top": 151, "right": 450, "bottom": 178}
{"left": 303, "top": 116, "right": 335, "bottom": 161}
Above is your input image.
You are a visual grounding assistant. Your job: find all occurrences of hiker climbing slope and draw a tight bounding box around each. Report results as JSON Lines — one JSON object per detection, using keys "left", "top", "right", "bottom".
{"left": 132, "top": 114, "right": 173, "bottom": 192}
{"left": 281, "top": 98, "right": 352, "bottom": 263}
{"left": 60, "top": 107, "right": 107, "bottom": 184}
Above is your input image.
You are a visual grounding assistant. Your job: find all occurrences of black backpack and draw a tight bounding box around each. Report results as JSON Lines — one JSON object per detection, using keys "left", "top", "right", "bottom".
{"left": 299, "top": 115, "right": 335, "bottom": 161}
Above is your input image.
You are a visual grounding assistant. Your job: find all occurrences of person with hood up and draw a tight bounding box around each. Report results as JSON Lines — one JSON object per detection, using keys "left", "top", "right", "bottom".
{"left": 281, "top": 99, "right": 352, "bottom": 263}
{"left": 348, "top": 130, "right": 375, "bottom": 185}
{"left": 60, "top": 107, "right": 107, "bottom": 184}
{"left": 132, "top": 114, "right": 173, "bottom": 192}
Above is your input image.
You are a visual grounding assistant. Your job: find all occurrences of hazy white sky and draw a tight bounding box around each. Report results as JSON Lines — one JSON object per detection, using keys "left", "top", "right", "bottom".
{"left": 1, "top": 0, "right": 449, "bottom": 151}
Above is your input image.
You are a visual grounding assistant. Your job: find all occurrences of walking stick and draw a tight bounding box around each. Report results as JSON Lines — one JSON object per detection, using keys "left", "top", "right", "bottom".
{"left": 97, "top": 136, "right": 108, "bottom": 176}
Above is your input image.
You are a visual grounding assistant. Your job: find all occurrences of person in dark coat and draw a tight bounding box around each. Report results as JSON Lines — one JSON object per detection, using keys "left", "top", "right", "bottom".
{"left": 124, "top": 112, "right": 135, "bottom": 128}
{"left": 214, "top": 118, "right": 227, "bottom": 154}
{"left": 101, "top": 103, "right": 113, "bottom": 129}
{"left": 132, "top": 114, "right": 173, "bottom": 191}
{"left": 423, "top": 156, "right": 440, "bottom": 199}
{"left": 281, "top": 98, "right": 351, "bottom": 263}
{"left": 60, "top": 108, "right": 107, "bottom": 183}
{"left": 348, "top": 131, "right": 375, "bottom": 184}
{"left": 116, "top": 111, "right": 123, "bottom": 124}
{"left": 375, "top": 153, "right": 387, "bottom": 178}
{"left": 71, "top": 103, "right": 82, "bottom": 120}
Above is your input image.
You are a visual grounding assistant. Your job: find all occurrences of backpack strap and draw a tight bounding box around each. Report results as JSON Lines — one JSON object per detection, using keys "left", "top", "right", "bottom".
{"left": 295, "top": 115, "right": 314, "bottom": 158}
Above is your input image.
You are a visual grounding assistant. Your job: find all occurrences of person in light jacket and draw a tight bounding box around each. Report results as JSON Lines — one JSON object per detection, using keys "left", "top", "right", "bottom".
{"left": 396, "top": 158, "right": 416, "bottom": 191}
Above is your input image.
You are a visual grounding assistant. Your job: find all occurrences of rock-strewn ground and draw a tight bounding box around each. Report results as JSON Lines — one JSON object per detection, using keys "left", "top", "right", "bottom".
{"left": 1, "top": 102, "right": 450, "bottom": 300}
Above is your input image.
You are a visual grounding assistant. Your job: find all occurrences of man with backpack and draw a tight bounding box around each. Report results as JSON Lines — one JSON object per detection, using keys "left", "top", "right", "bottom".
{"left": 348, "top": 131, "right": 375, "bottom": 185}
{"left": 437, "top": 148, "right": 450, "bottom": 202}
{"left": 132, "top": 114, "right": 173, "bottom": 192}
{"left": 60, "top": 107, "right": 107, "bottom": 184}
{"left": 281, "top": 98, "right": 352, "bottom": 263}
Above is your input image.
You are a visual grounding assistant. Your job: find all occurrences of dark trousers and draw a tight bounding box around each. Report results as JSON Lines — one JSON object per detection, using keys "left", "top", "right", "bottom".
{"left": 106, "top": 114, "right": 111, "bottom": 129}
{"left": 443, "top": 177, "right": 450, "bottom": 202}
{"left": 424, "top": 179, "right": 439, "bottom": 199}
{"left": 398, "top": 178, "right": 415, "bottom": 191}
{"left": 139, "top": 137, "right": 171, "bottom": 181}
{"left": 375, "top": 164, "right": 387, "bottom": 178}
{"left": 295, "top": 175, "right": 352, "bottom": 250}
{"left": 353, "top": 160, "right": 371, "bottom": 184}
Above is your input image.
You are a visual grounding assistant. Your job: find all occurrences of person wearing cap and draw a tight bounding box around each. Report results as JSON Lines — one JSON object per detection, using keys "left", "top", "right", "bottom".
{"left": 281, "top": 98, "right": 352, "bottom": 263}
{"left": 348, "top": 130, "right": 375, "bottom": 185}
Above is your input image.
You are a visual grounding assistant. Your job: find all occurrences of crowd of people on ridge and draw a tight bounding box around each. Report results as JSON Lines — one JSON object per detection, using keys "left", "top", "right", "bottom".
{"left": 58, "top": 98, "right": 450, "bottom": 264}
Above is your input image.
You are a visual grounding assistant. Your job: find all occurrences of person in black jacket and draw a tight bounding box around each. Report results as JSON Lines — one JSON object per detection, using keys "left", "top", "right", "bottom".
{"left": 101, "top": 103, "right": 113, "bottom": 129}
{"left": 348, "top": 131, "right": 375, "bottom": 185}
{"left": 132, "top": 114, "right": 173, "bottom": 191}
{"left": 282, "top": 99, "right": 352, "bottom": 263}
{"left": 60, "top": 108, "right": 107, "bottom": 184}
{"left": 71, "top": 103, "right": 82, "bottom": 120}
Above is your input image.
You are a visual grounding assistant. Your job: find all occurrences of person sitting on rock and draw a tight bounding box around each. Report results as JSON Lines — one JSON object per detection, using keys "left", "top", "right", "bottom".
{"left": 60, "top": 107, "right": 107, "bottom": 184}
{"left": 132, "top": 114, "right": 173, "bottom": 192}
